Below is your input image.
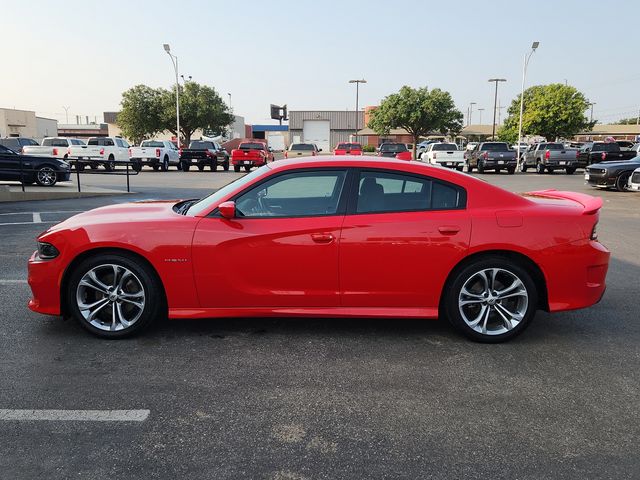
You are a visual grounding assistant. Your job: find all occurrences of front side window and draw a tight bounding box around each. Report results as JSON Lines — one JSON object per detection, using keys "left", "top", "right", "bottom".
{"left": 356, "top": 171, "right": 465, "bottom": 214}
{"left": 235, "top": 170, "right": 347, "bottom": 218}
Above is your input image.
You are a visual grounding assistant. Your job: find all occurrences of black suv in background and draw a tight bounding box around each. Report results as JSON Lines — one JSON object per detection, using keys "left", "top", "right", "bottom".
{"left": 0, "top": 137, "right": 39, "bottom": 154}
{"left": 179, "top": 140, "right": 230, "bottom": 171}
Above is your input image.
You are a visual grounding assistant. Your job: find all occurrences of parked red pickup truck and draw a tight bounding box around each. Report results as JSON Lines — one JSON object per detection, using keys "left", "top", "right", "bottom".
{"left": 231, "top": 142, "right": 274, "bottom": 172}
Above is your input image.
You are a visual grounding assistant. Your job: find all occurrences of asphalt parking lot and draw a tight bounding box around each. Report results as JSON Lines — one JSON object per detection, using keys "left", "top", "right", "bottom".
{"left": 0, "top": 168, "right": 638, "bottom": 479}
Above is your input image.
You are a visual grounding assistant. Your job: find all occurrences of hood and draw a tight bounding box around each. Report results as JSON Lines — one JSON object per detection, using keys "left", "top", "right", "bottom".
{"left": 590, "top": 159, "right": 640, "bottom": 169}
{"left": 44, "top": 200, "right": 180, "bottom": 234}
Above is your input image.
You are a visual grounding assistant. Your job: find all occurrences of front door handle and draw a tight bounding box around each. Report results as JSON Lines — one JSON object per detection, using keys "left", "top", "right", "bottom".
{"left": 438, "top": 225, "right": 461, "bottom": 235}
{"left": 311, "top": 233, "right": 334, "bottom": 244}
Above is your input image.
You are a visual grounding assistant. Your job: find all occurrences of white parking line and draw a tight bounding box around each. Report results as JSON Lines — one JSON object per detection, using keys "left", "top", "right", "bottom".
{"left": 0, "top": 409, "right": 150, "bottom": 422}
{"left": 32, "top": 212, "right": 42, "bottom": 223}
{"left": 0, "top": 279, "right": 28, "bottom": 284}
{"left": 0, "top": 210, "right": 83, "bottom": 216}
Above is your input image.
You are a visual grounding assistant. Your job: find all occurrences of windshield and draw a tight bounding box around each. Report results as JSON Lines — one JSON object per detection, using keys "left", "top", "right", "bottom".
{"left": 240, "top": 143, "right": 265, "bottom": 150}
{"left": 546, "top": 143, "right": 564, "bottom": 150}
{"left": 290, "top": 144, "right": 315, "bottom": 151}
{"left": 142, "top": 141, "right": 164, "bottom": 148}
{"left": 591, "top": 143, "right": 620, "bottom": 152}
{"left": 432, "top": 144, "right": 457, "bottom": 151}
{"left": 480, "top": 143, "right": 509, "bottom": 151}
{"left": 337, "top": 143, "right": 361, "bottom": 150}
{"left": 187, "top": 166, "right": 269, "bottom": 216}
{"left": 380, "top": 144, "right": 407, "bottom": 152}
{"left": 189, "top": 141, "right": 214, "bottom": 149}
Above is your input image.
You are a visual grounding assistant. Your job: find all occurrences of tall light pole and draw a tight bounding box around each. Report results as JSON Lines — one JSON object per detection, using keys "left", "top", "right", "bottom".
{"left": 62, "top": 106, "right": 70, "bottom": 124}
{"left": 478, "top": 108, "right": 485, "bottom": 125}
{"left": 228, "top": 93, "right": 232, "bottom": 112}
{"left": 488, "top": 78, "right": 507, "bottom": 139}
{"left": 468, "top": 102, "right": 476, "bottom": 126}
{"left": 163, "top": 44, "right": 181, "bottom": 148}
{"left": 516, "top": 41, "right": 539, "bottom": 166}
{"left": 588, "top": 102, "right": 596, "bottom": 141}
{"left": 349, "top": 79, "right": 367, "bottom": 138}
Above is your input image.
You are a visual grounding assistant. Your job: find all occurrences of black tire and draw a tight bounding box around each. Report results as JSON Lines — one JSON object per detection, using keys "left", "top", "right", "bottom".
{"left": 223, "top": 160, "right": 230, "bottom": 171}
{"left": 161, "top": 157, "right": 169, "bottom": 172}
{"left": 507, "top": 166, "right": 516, "bottom": 174}
{"left": 75, "top": 162, "right": 86, "bottom": 172}
{"left": 90, "top": 163, "right": 99, "bottom": 170}
{"left": 536, "top": 161, "right": 545, "bottom": 174}
{"left": 244, "top": 165, "right": 251, "bottom": 172}
{"left": 35, "top": 166, "right": 58, "bottom": 186}
{"left": 176, "top": 161, "right": 182, "bottom": 171}
{"left": 477, "top": 160, "right": 485, "bottom": 174}
{"left": 211, "top": 161, "right": 218, "bottom": 172}
{"left": 132, "top": 161, "right": 142, "bottom": 173}
{"left": 104, "top": 156, "right": 116, "bottom": 171}
{"left": 152, "top": 165, "right": 160, "bottom": 171}
{"left": 181, "top": 161, "right": 191, "bottom": 172}
{"left": 565, "top": 167, "right": 576, "bottom": 175}
{"left": 495, "top": 167, "right": 501, "bottom": 174}
{"left": 615, "top": 172, "right": 631, "bottom": 192}
{"left": 521, "top": 163, "right": 528, "bottom": 172}
{"left": 443, "top": 256, "right": 538, "bottom": 343}
{"left": 234, "top": 165, "right": 241, "bottom": 173}
{"left": 467, "top": 163, "right": 474, "bottom": 173}
{"left": 456, "top": 166, "right": 464, "bottom": 172}
{"left": 197, "top": 163, "right": 205, "bottom": 172}
{"left": 66, "top": 252, "right": 164, "bottom": 339}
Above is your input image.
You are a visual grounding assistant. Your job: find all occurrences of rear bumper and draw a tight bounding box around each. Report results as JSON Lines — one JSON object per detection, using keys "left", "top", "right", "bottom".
{"left": 542, "top": 240, "right": 610, "bottom": 312}
{"left": 231, "top": 158, "right": 265, "bottom": 166}
{"left": 543, "top": 160, "right": 578, "bottom": 168}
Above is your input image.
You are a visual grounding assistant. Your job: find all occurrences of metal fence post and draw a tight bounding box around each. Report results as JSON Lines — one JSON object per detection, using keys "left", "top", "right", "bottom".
{"left": 126, "top": 162, "right": 130, "bottom": 193}
{"left": 19, "top": 156, "right": 25, "bottom": 193}
{"left": 76, "top": 162, "right": 81, "bottom": 193}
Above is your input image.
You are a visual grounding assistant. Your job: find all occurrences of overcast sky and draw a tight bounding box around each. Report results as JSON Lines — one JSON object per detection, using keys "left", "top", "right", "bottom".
{"left": 2, "top": 0, "right": 639, "bottom": 126}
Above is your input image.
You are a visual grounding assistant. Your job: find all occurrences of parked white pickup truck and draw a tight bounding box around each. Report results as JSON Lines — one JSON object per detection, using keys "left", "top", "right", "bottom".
{"left": 23, "top": 137, "right": 86, "bottom": 159}
{"left": 129, "top": 140, "right": 180, "bottom": 171}
{"left": 67, "top": 136, "right": 130, "bottom": 171}
{"left": 420, "top": 142, "right": 465, "bottom": 170}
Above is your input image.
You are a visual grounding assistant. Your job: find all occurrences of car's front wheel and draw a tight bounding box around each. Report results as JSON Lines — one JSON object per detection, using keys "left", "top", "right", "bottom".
{"left": 444, "top": 257, "right": 538, "bottom": 342}
{"left": 66, "top": 253, "right": 164, "bottom": 338}
{"left": 615, "top": 172, "right": 631, "bottom": 192}
{"left": 35, "top": 166, "right": 58, "bottom": 186}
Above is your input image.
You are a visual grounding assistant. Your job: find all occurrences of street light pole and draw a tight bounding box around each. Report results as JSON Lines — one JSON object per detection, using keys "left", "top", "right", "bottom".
{"left": 469, "top": 102, "right": 476, "bottom": 125}
{"left": 349, "top": 79, "right": 367, "bottom": 139}
{"left": 228, "top": 93, "right": 232, "bottom": 112}
{"left": 62, "top": 106, "right": 70, "bottom": 124}
{"left": 488, "top": 78, "right": 507, "bottom": 139}
{"left": 517, "top": 41, "right": 539, "bottom": 167}
{"left": 478, "top": 108, "right": 485, "bottom": 125}
{"left": 163, "top": 44, "right": 181, "bottom": 148}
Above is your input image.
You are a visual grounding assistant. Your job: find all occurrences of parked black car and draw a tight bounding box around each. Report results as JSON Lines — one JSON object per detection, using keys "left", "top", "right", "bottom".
{"left": 0, "top": 137, "right": 39, "bottom": 154}
{"left": 179, "top": 140, "right": 229, "bottom": 171}
{"left": 576, "top": 142, "right": 636, "bottom": 168}
{"left": 0, "top": 144, "right": 71, "bottom": 186}
{"left": 466, "top": 142, "right": 517, "bottom": 174}
{"left": 585, "top": 157, "right": 640, "bottom": 192}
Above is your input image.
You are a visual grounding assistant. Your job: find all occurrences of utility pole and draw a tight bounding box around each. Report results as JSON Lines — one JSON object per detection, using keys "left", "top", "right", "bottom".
{"left": 349, "top": 79, "right": 367, "bottom": 139}
{"left": 62, "top": 106, "right": 70, "bottom": 124}
{"left": 488, "top": 78, "right": 507, "bottom": 139}
{"left": 478, "top": 108, "right": 485, "bottom": 125}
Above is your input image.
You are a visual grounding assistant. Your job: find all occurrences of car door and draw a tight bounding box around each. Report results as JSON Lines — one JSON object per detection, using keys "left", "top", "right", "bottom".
{"left": 191, "top": 168, "right": 349, "bottom": 308}
{"left": 0, "top": 145, "right": 22, "bottom": 180}
{"left": 339, "top": 169, "right": 471, "bottom": 309}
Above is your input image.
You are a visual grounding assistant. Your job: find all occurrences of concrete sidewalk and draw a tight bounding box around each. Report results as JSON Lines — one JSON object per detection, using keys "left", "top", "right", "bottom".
{"left": 0, "top": 183, "right": 131, "bottom": 202}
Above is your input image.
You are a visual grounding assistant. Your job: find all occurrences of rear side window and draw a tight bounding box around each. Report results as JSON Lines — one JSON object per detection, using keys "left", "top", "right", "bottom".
{"left": 356, "top": 171, "right": 465, "bottom": 214}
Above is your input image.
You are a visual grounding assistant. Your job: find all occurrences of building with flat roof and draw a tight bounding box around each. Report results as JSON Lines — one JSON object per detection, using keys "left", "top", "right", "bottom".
{"left": 0, "top": 108, "right": 58, "bottom": 140}
{"left": 288, "top": 111, "right": 365, "bottom": 152}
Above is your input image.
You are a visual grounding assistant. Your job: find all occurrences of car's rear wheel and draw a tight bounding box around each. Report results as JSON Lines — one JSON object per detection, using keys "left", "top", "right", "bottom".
{"left": 66, "top": 253, "right": 163, "bottom": 339}
{"left": 565, "top": 167, "right": 576, "bottom": 175}
{"left": 197, "top": 163, "right": 205, "bottom": 172}
{"left": 152, "top": 165, "right": 160, "bottom": 171}
{"left": 223, "top": 159, "right": 230, "bottom": 171}
{"left": 477, "top": 160, "right": 485, "bottom": 174}
{"left": 536, "top": 161, "right": 545, "bottom": 174}
{"left": 615, "top": 172, "right": 631, "bottom": 192}
{"left": 211, "top": 161, "right": 218, "bottom": 171}
{"left": 244, "top": 165, "right": 251, "bottom": 172}
{"left": 507, "top": 166, "right": 516, "bottom": 174}
{"left": 234, "top": 165, "right": 241, "bottom": 173}
{"left": 444, "top": 257, "right": 538, "bottom": 343}
{"left": 132, "top": 161, "right": 142, "bottom": 172}
{"left": 104, "top": 155, "right": 116, "bottom": 171}
{"left": 161, "top": 156, "right": 169, "bottom": 172}
{"left": 181, "top": 161, "right": 191, "bottom": 172}
{"left": 35, "top": 166, "right": 58, "bottom": 186}
{"left": 522, "top": 163, "right": 528, "bottom": 172}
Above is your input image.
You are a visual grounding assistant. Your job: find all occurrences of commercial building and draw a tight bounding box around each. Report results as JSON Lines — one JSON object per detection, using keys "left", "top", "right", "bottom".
{"left": 575, "top": 124, "right": 640, "bottom": 142}
{"left": 0, "top": 108, "right": 58, "bottom": 140}
{"left": 249, "top": 124, "right": 289, "bottom": 151}
{"left": 288, "top": 111, "right": 365, "bottom": 152}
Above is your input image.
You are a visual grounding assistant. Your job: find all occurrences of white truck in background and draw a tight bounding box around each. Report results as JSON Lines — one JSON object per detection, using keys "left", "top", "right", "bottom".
{"left": 420, "top": 142, "right": 466, "bottom": 170}
{"left": 67, "top": 136, "right": 131, "bottom": 170}
{"left": 129, "top": 140, "right": 180, "bottom": 171}
{"left": 23, "top": 137, "right": 86, "bottom": 159}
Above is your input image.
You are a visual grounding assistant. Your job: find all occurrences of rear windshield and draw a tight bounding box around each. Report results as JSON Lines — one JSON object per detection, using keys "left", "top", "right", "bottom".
{"left": 189, "top": 141, "right": 214, "bottom": 149}
{"left": 337, "top": 143, "right": 361, "bottom": 150}
{"left": 290, "top": 144, "right": 315, "bottom": 151}
{"left": 20, "top": 138, "right": 38, "bottom": 146}
{"left": 380, "top": 143, "right": 408, "bottom": 152}
{"left": 240, "top": 143, "right": 265, "bottom": 150}
{"left": 545, "top": 143, "right": 564, "bottom": 150}
{"left": 591, "top": 143, "right": 620, "bottom": 152}
{"left": 142, "top": 141, "right": 164, "bottom": 148}
{"left": 432, "top": 143, "right": 458, "bottom": 151}
{"left": 480, "top": 143, "right": 509, "bottom": 151}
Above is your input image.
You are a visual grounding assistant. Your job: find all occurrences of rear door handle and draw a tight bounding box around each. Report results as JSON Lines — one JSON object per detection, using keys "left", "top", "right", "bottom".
{"left": 311, "top": 233, "right": 334, "bottom": 243}
{"left": 438, "top": 225, "right": 461, "bottom": 235}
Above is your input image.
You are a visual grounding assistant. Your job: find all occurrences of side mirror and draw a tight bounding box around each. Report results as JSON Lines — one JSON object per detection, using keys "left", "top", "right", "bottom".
{"left": 218, "top": 201, "right": 236, "bottom": 219}
{"left": 318, "top": 148, "right": 323, "bottom": 152}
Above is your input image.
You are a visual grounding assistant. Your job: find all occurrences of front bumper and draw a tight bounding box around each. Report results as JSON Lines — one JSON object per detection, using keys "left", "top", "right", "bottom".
{"left": 28, "top": 251, "right": 64, "bottom": 316}
{"left": 585, "top": 170, "right": 614, "bottom": 188}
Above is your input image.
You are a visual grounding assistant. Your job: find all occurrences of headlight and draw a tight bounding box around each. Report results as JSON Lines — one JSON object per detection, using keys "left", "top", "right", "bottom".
{"left": 37, "top": 242, "right": 59, "bottom": 259}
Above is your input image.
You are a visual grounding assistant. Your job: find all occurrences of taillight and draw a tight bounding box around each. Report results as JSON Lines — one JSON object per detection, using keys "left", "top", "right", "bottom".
{"left": 483, "top": 152, "right": 489, "bottom": 160}
{"left": 433, "top": 153, "right": 437, "bottom": 160}
{"left": 591, "top": 221, "right": 598, "bottom": 240}
{"left": 52, "top": 148, "right": 58, "bottom": 156}
{"left": 545, "top": 150, "right": 550, "bottom": 160}
{"left": 179, "top": 148, "right": 183, "bottom": 156}
{"left": 601, "top": 152, "right": 606, "bottom": 161}
{"left": 100, "top": 148, "right": 105, "bottom": 156}
{"left": 284, "top": 151, "right": 288, "bottom": 158}
{"left": 128, "top": 148, "right": 132, "bottom": 157}
{"left": 576, "top": 150, "right": 579, "bottom": 158}
{"left": 156, "top": 148, "right": 161, "bottom": 157}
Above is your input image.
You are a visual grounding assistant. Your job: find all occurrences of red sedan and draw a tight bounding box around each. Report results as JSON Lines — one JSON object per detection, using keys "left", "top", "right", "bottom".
{"left": 28, "top": 158, "right": 609, "bottom": 342}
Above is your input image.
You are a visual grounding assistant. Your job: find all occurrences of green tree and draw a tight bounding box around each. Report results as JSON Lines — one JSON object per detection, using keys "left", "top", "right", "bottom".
{"left": 161, "top": 82, "right": 234, "bottom": 145}
{"left": 117, "top": 85, "right": 164, "bottom": 144}
{"left": 368, "top": 86, "right": 463, "bottom": 159}
{"left": 614, "top": 117, "right": 639, "bottom": 125}
{"left": 498, "top": 84, "right": 594, "bottom": 142}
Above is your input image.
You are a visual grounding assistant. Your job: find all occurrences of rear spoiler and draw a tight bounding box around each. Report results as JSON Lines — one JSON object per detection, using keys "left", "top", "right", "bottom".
{"left": 524, "top": 189, "right": 603, "bottom": 215}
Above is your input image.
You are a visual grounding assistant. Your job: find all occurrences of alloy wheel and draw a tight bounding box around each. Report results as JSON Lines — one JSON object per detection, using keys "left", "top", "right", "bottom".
{"left": 76, "top": 264, "right": 146, "bottom": 332}
{"left": 458, "top": 267, "right": 529, "bottom": 336}
{"left": 36, "top": 167, "right": 56, "bottom": 186}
